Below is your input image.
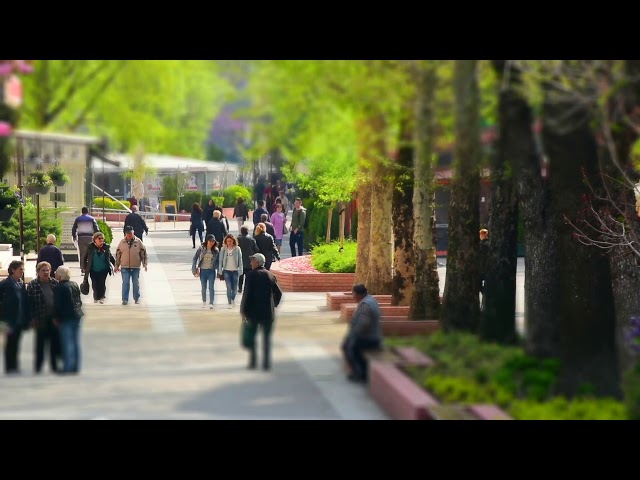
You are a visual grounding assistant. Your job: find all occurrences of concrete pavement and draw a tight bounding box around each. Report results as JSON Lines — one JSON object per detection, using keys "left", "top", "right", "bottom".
{"left": 0, "top": 229, "right": 389, "bottom": 420}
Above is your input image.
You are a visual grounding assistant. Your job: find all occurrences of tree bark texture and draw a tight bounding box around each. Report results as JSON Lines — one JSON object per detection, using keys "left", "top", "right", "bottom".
{"left": 544, "top": 89, "right": 619, "bottom": 398}
{"left": 392, "top": 109, "right": 415, "bottom": 306}
{"left": 410, "top": 63, "right": 440, "bottom": 320}
{"left": 441, "top": 60, "right": 481, "bottom": 332}
{"left": 480, "top": 61, "right": 520, "bottom": 344}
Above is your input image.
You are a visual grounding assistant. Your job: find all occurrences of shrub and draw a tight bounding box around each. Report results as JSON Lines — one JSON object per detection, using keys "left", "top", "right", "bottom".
{"left": 96, "top": 219, "right": 113, "bottom": 245}
{"left": 180, "top": 191, "right": 204, "bottom": 212}
{"left": 310, "top": 240, "right": 357, "bottom": 273}
{"left": 0, "top": 205, "right": 62, "bottom": 252}
{"left": 510, "top": 397, "right": 627, "bottom": 420}
{"left": 223, "top": 185, "right": 253, "bottom": 208}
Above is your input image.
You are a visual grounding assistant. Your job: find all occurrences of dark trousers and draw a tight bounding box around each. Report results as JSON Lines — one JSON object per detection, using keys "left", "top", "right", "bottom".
{"left": 4, "top": 329, "right": 23, "bottom": 373}
{"left": 35, "top": 320, "right": 60, "bottom": 373}
{"left": 289, "top": 231, "right": 304, "bottom": 257}
{"left": 265, "top": 258, "right": 273, "bottom": 271}
{"left": 341, "top": 336, "right": 381, "bottom": 380}
{"left": 90, "top": 270, "right": 109, "bottom": 300}
{"left": 238, "top": 267, "right": 252, "bottom": 292}
{"left": 248, "top": 320, "right": 273, "bottom": 370}
{"left": 192, "top": 226, "right": 203, "bottom": 247}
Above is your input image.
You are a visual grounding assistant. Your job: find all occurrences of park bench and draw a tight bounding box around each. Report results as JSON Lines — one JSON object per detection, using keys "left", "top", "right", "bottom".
{"left": 326, "top": 292, "right": 392, "bottom": 310}
{"left": 339, "top": 303, "right": 410, "bottom": 323}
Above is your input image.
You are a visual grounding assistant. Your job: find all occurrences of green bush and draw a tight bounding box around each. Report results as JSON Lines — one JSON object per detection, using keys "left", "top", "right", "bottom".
{"left": 223, "top": 185, "right": 253, "bottom": 208}
{"left": 310, "top": 240, "right": 357, "bottom": 273}
{"left": 211, "top": 196, "right": 225, "bottom": 207}
{"left": 510, "top": 397, "right": 627, "bottom": 420}
{"left": 96, "top": 219, "right": 113, "bottom": 245}
{"left": 623, "top": 363, "right": 640, "bottom": 420}
{"left": 0, "top": 205, "right": 62, "bottom": 253}
{"left": 180, "top": 191, "right": 204, "bottom": 212}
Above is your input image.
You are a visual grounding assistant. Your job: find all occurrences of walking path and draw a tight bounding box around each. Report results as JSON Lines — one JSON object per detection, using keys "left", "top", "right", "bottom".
{"left": 0, "top": 228, "right": 389, "bottom": 420}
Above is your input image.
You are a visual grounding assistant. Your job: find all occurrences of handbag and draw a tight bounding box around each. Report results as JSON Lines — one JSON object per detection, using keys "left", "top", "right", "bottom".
{"left": 80, "top": 275, "right": 90, "bottom": 295}
{"left": 240, "top": 319, "right": 257, "bottom": 349}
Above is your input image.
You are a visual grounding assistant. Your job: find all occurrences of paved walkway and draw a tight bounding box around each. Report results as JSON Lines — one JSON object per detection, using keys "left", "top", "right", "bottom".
{"left": 0, "top": 229, "right": 388, "bottom": 419}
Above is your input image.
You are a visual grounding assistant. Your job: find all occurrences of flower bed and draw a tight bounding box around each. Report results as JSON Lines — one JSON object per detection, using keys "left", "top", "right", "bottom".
{"left": 271, "top": 255, "right": 356, "bottom": 292}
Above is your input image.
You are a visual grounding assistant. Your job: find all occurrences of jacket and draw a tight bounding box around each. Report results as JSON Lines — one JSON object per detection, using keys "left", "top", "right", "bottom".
{"left": 82, "top": 241, "right": 116, "bottom": 275}
{"left": 72, "top": 213, "right": 100, "bottom": 240}
{"left": 237, "top": 234, "right": 258, "bottom": 270}
{"left": 0, "top": 276, "right": 29, "bottom": 330}
{"left": 37, "top": 243, "right": 64, "bottom": 277}
{"left": 192, "top": 245, "right": 219, "bottom": 275}
{"left": 348, "top": 294, "right": 383, "bottom": 342}
{"left": 254, "top": 232, "right": 280, "bottom": 264}
{"left": 218, "top": 245, "right": 243, "bottom": 272}
{"left": 240, "top": 266, "right": 282, "bottom": 324}
{"left": 233, "top": 203, "right": 249, "bottom": 221}
{"left": 115, "top": 236, "right": 148, "bottom": 269}
{"left": 206, "top": 218, "right": 228, "bottom": 246}
{"left": 123, "top": 212, "right": 149, "bottom": 239}
{"left": 53, "top": 280, "right": 84, "bottom": 321}
{"left": 27, "top": 277, "right": 59, "bottom": 325}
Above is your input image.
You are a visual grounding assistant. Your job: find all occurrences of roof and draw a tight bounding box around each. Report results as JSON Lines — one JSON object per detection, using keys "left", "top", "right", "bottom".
{"left": 92, "top": 153, "right": 241, "bottom": 172}
{"left": 15, "top": 129, "right": 102, "bottom": 145}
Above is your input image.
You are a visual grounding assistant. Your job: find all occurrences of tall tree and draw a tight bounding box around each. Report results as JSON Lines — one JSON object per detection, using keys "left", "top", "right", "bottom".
{"left": 410, "top": 61, "right": 440, "bottom": 319}
{"left": 479, "top": 60, "right": 520, "bottom": 343}
{"left": 441, "top": 60, "right": 482, "bottom": 332}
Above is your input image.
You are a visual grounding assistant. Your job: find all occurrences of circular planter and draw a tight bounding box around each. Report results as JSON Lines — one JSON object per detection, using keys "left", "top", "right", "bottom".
{"left": 52, "top": 179, "right": 66, "bottom": 187}
{"left": 26, "top": 185, "right": 51, "bottom": 195}
{"left": 0, "top": 207, "right": 16, "bottom": 222}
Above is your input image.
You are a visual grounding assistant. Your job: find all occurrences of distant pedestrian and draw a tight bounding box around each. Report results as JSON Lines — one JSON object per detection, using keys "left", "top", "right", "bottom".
{"left": 81, "top": 232, "right": 116, "bottom": 304}
{"left": 270, "top": 203, "right": 286, "bottom": 254}
{"left": 37, "top": 234, "right": 64, "bottom": 278}
{"left": 233, "top": 197, "right": 249, "bottom": 233}
{"left": 260, "top": 213, "right": 276, "bottom": 238}
{"left": 239, "top": 253, "right": 283, "bottom": 371}
{"left": 252, "top": 200, "right": 268, "bottom": 234}
{"left": 204, "top": 198, "right": 217, "bottom": 226}
{"left": 206, "top": 209, "right": 228, "bottom": 246}
{"left": 72, "top": 206, "right": 100, "bottom": 273}
{"left": 216, "top": 206, "right": 230, "bottom": 232}
{"left": 53, "top": 266, "right": 84, "bottom": 374}
{"left": 192, "top": 234, "right": 219, "bottom": 309}
{"left": 114, "top": 226, "right": 148, "bottom": 305}
{"left": 27, "top": 261, "right": 61, "bottom": 373}
{"left": 254, "top": 223, "right": 280, "bottom": 271}
{"left": 123, "top": 205, "right": 149, "bottom": 242}
{"left": 289, "top": 197, "right": 306, "bottom": 257}
{"left": 237, "top": 226, "right": 258, "bottom": 293}
{"left": 0, "top": 260, "right": 29, "bottom": 375}
{"left": 341, "top": 283, "right": 383, "bottom": 383}
{"left": 218, "top": 233, "right": 243, "bottom": 309}
{"left": 190, "top": 203, "right": 205, "bottom": 248}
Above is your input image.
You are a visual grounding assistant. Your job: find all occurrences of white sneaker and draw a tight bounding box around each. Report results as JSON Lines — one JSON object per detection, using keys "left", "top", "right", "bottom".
{"left": 209, "top": 304, "right": 214, "bottom": 310}
{"left": 228, "top": 304, "right": 233, "bottom": 309}
{"left": 202, "top": 302, "right": 206, "bottom": 308}
{"left": 99, "top": 299, "right": 104, "bottom": 304}
{"left": 94, "top": 299, "right": 99, "bottom": 304}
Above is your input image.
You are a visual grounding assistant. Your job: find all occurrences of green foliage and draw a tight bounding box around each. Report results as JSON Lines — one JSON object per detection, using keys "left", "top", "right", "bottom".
{"left": 211, "top": 196, "right": 225, "bottom": 207}
{"left": 180, "top": 191, "right": 204, "bottom": 212}
{"left": 385, "top": 331, "right": 628, "bottom": 419}
{"left": 0, "top": 184, "right": 21, "bottom": 209}
{"left": 161, "top": 176, "right": 177, "bottom": 202}
{"left": 92, "top": 198, "right": 130, "bottom": 211}
{"left": 623, "top": 363, "right": 640, "bottom": 420}
{"left": 96, "top": 219, "right": 113, "bottom": 245}
{"left": 0, "top": 205, "right": 62, "bottom": 252}
{"left": 222, "top": 184, "right": 252, "bottom": 208}
{"left": 25, "top": 172, "right": 53, "bottom": 187}
{"left": 46, "top": 165, "right": 70, "bottom": 183}
{"left": 310, "top": 240, "right": 357, "bottom": 273}
{"left": 510, "top": 397, "right": 627, "bottom": 420}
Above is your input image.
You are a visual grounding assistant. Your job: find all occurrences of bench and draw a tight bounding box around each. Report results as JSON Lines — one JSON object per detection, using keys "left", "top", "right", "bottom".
{"left": 466, "top": 404, "right": 512, "bottom": 420}
{"left": 339, "top": 303, "right": 411, "bottom": 322}
{"left": 326, "top": 292, "right": 392, "bottom": 310}
{"left": 369, "top": 360, "right": 440, "bottom": 420}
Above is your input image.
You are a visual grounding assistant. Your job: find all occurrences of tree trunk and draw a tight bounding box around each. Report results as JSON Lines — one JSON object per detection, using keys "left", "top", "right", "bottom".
{"left": 544, "top": 89, "right": 619, "bottom": 398}
{"left": 441, "top": 60, "right": 481, "bottom": 332}
{"left": 354, "top": 117, "right": 373, "bottom": 285}
{"left": 391, "top": 106, "right": 415, "bottom": 307}
{"left": 480, "top": 61, "right": 520, "bottom": 344}
{"left": 410, "top": 62, "right": 440, "bottom": 320}
{"left": 326, "top": 208, "right": 333, "bottom": 244}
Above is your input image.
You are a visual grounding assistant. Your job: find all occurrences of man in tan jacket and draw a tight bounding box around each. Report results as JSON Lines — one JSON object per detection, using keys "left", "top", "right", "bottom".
{"left": 115, "top": 226, "right": 148, "bottom": 305}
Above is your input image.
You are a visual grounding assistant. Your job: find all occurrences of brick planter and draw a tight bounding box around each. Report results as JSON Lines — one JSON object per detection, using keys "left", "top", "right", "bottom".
{"left": 270, "top": 261, "right": 356, "bottom": 292}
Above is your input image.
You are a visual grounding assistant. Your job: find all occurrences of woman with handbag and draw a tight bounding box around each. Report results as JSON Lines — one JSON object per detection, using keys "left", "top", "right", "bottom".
{"left": 80, "top": 232, "right": 116, "bottom": 304}
{"left": 192, "top": 234, "right": 219, "bottom": 309}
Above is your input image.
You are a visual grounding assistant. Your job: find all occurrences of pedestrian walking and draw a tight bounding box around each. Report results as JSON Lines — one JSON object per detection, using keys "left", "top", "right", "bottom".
{"left": 289, "top": 197, "right": 306, "bottom": 257}
{"left": 218, "top": 233, "right": 243, "bottom": 309}
{"left": 190, "top": 203, "right": 205, "bottom": 248}
{"left": 123, "top": 205, "right": 149, "bottom": 242}
{"left": 192, "top": 234, "right": 219, "bottom": 309}
{"left": 37, "top": 234, "right": 64, "bottom": 278}
{"left": 270, "top": 203, "right": 286, "bottom": 254}
{"left": 81, "top": 232, "right": 116, "bottom": 304}
{"left": 237, "top": 226, "right": 258, "bottom": 293}
{"left": 72, "top": 206, "right": 100, "bottom": 273}
{"left": 0, "top": 260, "right": 29, "bottom": 375}
{"left": 254, "top": 223, "right": 280, "bottom": 271}
{"left": 233, "top": 197, "right": 249, "bottom": 233}
{"left": 114, "top": 226, "right": 148, "bottom": 305}
{"left": 239, "top": 253, "right": 283, "bottom": 371}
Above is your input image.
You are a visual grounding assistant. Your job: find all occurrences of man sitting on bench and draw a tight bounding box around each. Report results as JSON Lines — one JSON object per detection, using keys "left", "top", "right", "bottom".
{"left": 341, "top": 283, "right": 383, "bottom": 383}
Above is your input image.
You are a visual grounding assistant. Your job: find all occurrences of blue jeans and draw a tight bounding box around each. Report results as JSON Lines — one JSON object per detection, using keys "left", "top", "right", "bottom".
{"left": 289, "top": 231, "right": 304, "bottom": 256}
{"left": 200, "top": 268, "right": 216, "bottom": 304}
{"left": 223, "top": 270, "right": 239, "bottom": 304}
{"left": 121, "top": 268, "right": 140, "bottom": 302}
{"left": 59, "top": 318, "right": 82, "bottom": 373}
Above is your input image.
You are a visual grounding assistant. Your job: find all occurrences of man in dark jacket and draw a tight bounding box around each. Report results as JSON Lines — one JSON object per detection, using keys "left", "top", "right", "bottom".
{"left": 0, "top": 260, "right": 29, "bottom": 374}
{"left": 240, "top": 253, "right": 283, "bottom": 371}
{"left": 260, "top": 213, "right": 276, "bottom": 238}
{"left": 237, "top": 226, "right": 258, "bottom": 293}
{"left": 203, "top": 199, "right": 217, "bottom": 226}
{"left": 123, "top": 205, "right": 149, "bottom": 242}
{"left": 252, "top": 200, "right": 268, "bottom": 236}
{"left": 206, "top": 210, "right": 228, "bottom": 246}
{"left": 37, "top": 234, "right": 64, "bottom": 278}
